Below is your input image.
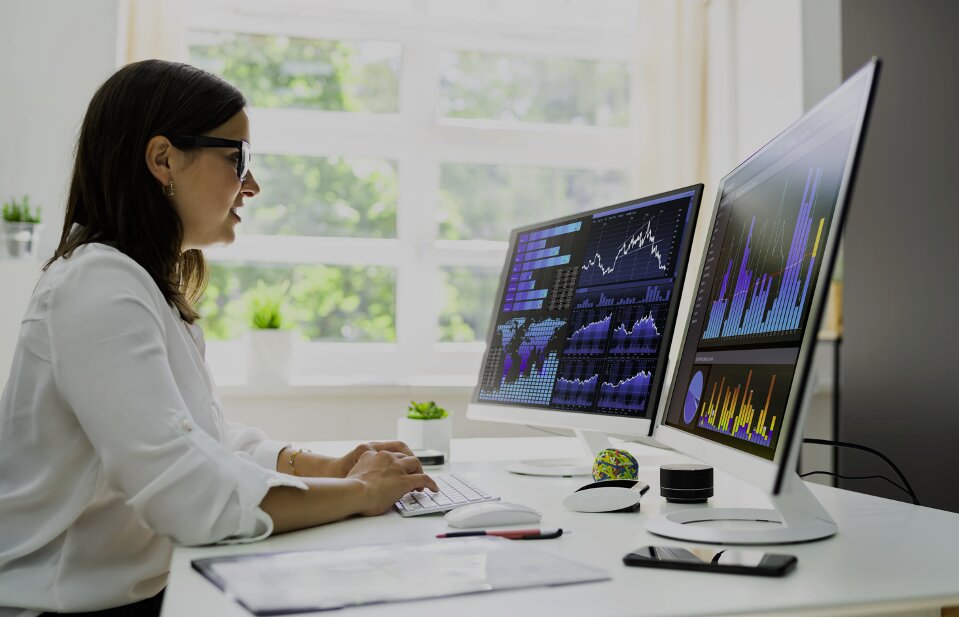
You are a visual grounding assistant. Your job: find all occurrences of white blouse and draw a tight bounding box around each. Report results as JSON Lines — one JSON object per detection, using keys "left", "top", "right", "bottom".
{"left": 0, "top": 243, "right": 307, "bottom": 616}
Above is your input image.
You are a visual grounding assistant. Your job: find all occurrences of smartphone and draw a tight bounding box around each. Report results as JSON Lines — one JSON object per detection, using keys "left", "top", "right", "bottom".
{"left": 623, "top": 546, "right": 796, "bottom": 577}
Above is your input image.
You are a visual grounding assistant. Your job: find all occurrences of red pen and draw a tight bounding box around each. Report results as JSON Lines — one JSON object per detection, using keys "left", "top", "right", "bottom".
{"left": 436, "top": 528, "right": 564, "bottom": 540}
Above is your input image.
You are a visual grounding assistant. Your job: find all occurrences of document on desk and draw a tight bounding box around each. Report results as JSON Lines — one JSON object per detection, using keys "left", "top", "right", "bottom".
{"left": 192, "top": 537, "right": 609, "bottom": 615}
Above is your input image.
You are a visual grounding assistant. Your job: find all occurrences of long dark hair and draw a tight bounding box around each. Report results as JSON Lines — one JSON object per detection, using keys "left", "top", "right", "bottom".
{"left": 44, "top": 59, "right": 246, "bottom": 323}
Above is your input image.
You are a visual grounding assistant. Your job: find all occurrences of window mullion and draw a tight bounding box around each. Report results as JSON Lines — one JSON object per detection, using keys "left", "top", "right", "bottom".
{"left": 396, "top": 24, "right": 440, "bottom": 375}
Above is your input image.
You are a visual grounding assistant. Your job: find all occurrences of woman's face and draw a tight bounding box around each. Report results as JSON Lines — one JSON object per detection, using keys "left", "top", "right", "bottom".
{"left": 171, "top": 110, "right": 259, "bottom": 250}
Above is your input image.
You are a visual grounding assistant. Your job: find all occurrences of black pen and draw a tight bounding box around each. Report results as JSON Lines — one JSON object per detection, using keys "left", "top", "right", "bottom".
{"left": 436, "top": 528, "right": 564, "bottom": 540}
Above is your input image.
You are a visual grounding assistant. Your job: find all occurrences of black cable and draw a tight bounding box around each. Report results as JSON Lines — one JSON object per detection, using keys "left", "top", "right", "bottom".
{"left": 799, "top": 471, "right": 916, "bottom": 504}
{"left": 803, "top": 438, "right": 920, "bottom": 505}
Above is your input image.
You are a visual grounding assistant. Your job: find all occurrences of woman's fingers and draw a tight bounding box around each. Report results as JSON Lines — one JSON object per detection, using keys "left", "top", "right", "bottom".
{"left": 396, "top": 454, "right": 425, "bottom": 475}
{"left": 368, "top": 440, "right": 415, "bottom": 457}
{"left": 409, "top": 473, "right": 439, "bottom": 493}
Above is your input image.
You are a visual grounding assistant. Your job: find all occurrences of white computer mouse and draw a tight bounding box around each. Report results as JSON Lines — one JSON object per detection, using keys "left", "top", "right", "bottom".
{"left": 562, "top": 479, "right": 650, "bottom": 513}
{"left": 444, "top": 501, "right": 543, "bottom": 529}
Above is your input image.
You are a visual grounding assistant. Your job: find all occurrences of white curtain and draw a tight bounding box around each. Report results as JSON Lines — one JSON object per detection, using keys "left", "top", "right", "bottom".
{"left": 120, "top": 0, "right": 189, "bottom": 64}
{"left": 635, "top": 0, "right": 710, "bottom": 194}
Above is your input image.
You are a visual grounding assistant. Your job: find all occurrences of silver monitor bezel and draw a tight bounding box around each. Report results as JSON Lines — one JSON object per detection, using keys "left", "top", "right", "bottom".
{"left": 467, "top": 184, "right": 704, "bottom": 439}
{"left": 653, "top": 59, "right": 881, "bottom": 495}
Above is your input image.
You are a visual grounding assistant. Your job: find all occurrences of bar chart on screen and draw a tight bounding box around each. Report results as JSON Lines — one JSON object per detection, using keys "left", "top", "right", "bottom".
{"left": 693, "top": 364, "right": 794, "bottom": 451}
{"left": 701, "top": 168, "right": 831, "bottom": 348}
{"left": 479, "top": 316, "right": 567, "bottom": 406}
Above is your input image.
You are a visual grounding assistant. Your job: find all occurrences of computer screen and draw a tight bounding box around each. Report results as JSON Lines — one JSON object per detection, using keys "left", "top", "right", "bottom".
{"left": 469, "top": 185, "right": 702, "bottom": 447}
{"left": 649, "top": 59, "right": 880, "bottom": 544}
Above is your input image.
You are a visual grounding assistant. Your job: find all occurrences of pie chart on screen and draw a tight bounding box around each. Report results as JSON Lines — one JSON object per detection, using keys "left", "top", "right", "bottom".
{"left": 683, "top": 371, "right": 703, "bottom": 424}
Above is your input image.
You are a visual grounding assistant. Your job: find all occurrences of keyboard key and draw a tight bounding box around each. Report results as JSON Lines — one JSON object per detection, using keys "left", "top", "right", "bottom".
{"left": 394, "top": 473, "right": 499, "bottom": 517}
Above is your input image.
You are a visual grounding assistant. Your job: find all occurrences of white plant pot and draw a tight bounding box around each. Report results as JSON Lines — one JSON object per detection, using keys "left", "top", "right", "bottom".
{"left": 396, "top": 416, "right": 451, "bottom": 455}
{"left": 2, "top": 222, "right": 42, "bottom": 260}
{"left": 246, "top": 329, "right": 294, "bottom": 384}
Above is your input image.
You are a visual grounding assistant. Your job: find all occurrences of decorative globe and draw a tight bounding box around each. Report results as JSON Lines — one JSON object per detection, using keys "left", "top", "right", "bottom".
{"left": 592, "top": 448, "right": 639, "bottom": 481}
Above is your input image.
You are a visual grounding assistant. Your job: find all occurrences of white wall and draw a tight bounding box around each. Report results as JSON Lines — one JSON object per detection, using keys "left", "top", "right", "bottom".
{"left": 0, "top": 0, "right": 121, "bottom": 387}
{"left": 0, "top": 0, "right": 121, "bottom": 259}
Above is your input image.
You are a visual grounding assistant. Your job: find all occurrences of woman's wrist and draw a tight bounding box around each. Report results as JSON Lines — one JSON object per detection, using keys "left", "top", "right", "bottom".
{"left": 278, "top": 447, "right": 336, "bottom": 477}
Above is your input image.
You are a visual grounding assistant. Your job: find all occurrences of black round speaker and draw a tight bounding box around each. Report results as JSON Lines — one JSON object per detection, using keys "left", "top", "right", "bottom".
{"left": 660, "top": 464, "right": 714, "bottom": 503}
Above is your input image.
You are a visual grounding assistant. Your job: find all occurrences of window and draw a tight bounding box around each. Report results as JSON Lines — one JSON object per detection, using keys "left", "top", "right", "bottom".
{"left": 188, "top": 0, "right": 642, "bottom": 383}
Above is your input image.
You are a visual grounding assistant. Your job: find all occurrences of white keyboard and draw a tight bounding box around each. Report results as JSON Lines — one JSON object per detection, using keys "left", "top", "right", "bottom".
{"left": 394, "top": 472, "right": 500, "bottom": 517}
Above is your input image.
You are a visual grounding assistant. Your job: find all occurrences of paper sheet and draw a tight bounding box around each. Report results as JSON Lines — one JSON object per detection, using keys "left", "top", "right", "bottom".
{"left": 194, "top": 537, "right": 609, "bottom": 615}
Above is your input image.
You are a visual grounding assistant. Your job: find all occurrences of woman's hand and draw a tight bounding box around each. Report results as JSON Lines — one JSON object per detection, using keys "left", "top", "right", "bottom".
{"left": 263, "top": 445, "right": 438, "bottom": 533}
{"left": 331, "top": 441, "right": 416, "bottom": 478}
{"left": 346, "top": 450, "right": 439, "bottom": 516}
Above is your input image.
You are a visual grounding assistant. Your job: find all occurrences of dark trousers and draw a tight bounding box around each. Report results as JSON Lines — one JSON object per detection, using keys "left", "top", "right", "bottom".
{"left": 39, "top": 589, "right": 164, "bottom": 617}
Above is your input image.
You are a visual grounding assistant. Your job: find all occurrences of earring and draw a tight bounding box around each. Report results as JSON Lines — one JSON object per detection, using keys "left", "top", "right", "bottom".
{"left": 165, "top": 180, "right": 175, "bottom": 197}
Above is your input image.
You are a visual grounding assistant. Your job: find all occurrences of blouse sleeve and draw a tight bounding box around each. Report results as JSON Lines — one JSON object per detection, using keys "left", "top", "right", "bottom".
{"left": 47, "top": 252, "right": 307, "bottom": 546}
{"left": 219, "top": 410, "right": 291, "bottom": 472}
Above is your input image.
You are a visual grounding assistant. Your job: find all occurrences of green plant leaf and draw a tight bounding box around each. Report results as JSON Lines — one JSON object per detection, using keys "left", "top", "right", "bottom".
{"left": 406, "top": 400, "right": 448, "bottom": 420}
{"left": 246, "top": 279, "right": 291, "bottom": 329}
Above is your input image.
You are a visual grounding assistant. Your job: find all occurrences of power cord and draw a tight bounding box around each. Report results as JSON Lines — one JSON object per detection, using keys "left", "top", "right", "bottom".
{"left": 802, "top": 438, "right": 920, "bottom": 505}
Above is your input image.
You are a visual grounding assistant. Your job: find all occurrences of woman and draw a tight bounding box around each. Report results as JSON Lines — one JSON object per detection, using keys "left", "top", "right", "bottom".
{"left": 0, "top": 59, "right": 437, "bottom": 617}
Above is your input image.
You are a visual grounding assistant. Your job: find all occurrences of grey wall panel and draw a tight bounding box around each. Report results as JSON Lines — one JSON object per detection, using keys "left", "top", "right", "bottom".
{"left": 839, "top": 0, "right": 959, "bottom": 511}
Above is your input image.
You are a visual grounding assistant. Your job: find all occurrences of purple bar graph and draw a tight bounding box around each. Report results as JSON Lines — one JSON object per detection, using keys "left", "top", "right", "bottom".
{"left": 702, "top": 168, "right": 825, "bottom": 342}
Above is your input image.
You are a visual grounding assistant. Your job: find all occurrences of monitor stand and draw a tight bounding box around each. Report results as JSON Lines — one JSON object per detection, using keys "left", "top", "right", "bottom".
{"left": 644, "top": 471, "right": 838, "bottom": 545}
{"left": 506, "top": 429, "right": 610, "bottom": 477}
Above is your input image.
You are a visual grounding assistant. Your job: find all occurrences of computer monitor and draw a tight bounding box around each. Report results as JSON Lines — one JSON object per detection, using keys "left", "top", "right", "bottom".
{"left": 647, "top": 59, "right": 881, "bottom": 544}
{"left": 466, "top": 185, "right": 703, "bottom": 476}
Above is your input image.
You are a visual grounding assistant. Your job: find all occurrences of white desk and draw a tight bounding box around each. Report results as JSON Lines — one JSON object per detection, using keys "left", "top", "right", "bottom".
{"left": 162, "top": 437, "right": 959, "bottom": 617}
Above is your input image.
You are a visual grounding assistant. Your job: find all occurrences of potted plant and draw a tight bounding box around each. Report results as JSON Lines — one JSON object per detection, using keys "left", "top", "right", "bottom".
{"left": 244, "top": 280, "right": 295, "bottom": 384}
{"left": 2, "top": 196, "right": 42, "bottom": 260}
{"left": 396, "top": 401, "right": 452, "bottom": 455}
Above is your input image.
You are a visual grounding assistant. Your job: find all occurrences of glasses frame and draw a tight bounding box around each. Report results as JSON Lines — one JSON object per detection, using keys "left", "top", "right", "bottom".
{"left": 164, "top": 135, "right": 251, "bottom": 182}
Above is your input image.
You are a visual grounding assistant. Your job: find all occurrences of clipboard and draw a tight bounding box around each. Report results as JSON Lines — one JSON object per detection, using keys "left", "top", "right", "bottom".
{"left": 192, "top": 536, "right": 609, "bottom": 615}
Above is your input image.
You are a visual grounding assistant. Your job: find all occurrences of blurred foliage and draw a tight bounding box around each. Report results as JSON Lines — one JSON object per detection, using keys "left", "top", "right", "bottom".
{"left": 439, "top": 51, "right": 630, "bottom": 126}
{"left": 199, "top": 264, "right": 395, "bottom": 342}
{"left": 439, "top": 164, "right": 630, "bottom": 241}
{"left": 244, "top": 154, "right": 396, "bottom": 238}
{"left": 438, "top": 267, "right": 501, "bottom": 342}
{"left": 2, "top": 195, "right": 41, "bottom": 223}
{"left": 246, "top": 280, "right": 290, "bottom": 329}
{"left": 407, "top": 400, "right": 449, "bottom": 420}
{"left": 190, "top": 31, "right": 399, "bottom": 112}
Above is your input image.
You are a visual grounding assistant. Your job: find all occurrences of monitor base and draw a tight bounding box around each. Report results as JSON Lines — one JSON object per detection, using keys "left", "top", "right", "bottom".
{"left": 506, "top": 429, "right": 610, "bottom": 477}
{"left": 645, "top": 472, "right": 838, "bottom": 545}
{"left": 506, "top": 459, "right": 593, "bottom": 477}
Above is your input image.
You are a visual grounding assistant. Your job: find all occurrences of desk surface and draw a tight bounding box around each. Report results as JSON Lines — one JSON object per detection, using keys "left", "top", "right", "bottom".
{"left": 162, "top": 437, "right": 959, "bottom": 617}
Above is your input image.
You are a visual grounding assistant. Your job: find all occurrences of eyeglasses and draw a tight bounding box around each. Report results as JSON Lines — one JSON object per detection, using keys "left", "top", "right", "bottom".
{"left": 164, "top": 135, "right": 252, "bottom": 182}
